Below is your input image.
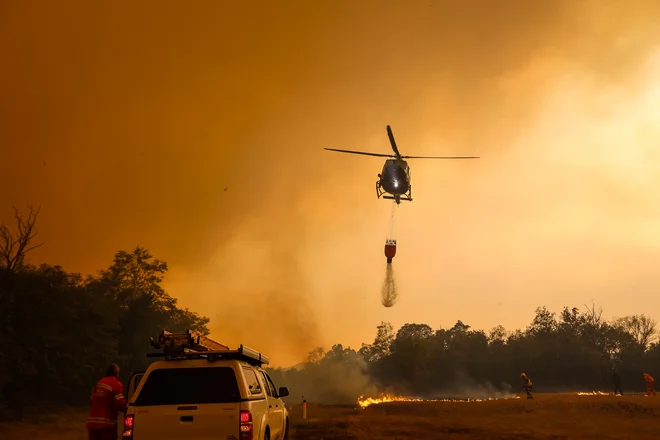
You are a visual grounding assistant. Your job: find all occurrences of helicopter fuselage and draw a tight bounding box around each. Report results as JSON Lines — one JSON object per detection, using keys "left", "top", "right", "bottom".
{"left": 377, "top": 159, "right": 412, "bottom": 203}
{"left": 380, "top": 159, "right": 410, "bottom": 195}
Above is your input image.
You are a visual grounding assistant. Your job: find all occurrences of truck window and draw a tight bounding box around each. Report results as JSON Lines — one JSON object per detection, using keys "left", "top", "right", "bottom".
{"left": 263, "top": 372, "right": 280, "bottom": 397}
{"left": 134, "top": 367, "right": 240, "bottom": 406}
{"left": 259, "top": 371, "right": 275, "bottom": 397}
{"left": 242, "top": 367, "right": 263, "bottom": 395}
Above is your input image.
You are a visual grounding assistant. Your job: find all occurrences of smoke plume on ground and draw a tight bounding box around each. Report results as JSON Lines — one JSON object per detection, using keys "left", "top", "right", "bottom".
{"left": 268, "top": 348, "right": 379, "bottom": 405}
{"left": 381, "top": 263, "right": 397, "bottom": 307}
{"left": 270, "top": 351, "right": 517, "bottom": 405}
{"left": 425, "top": 371, "right": 516, "bottom": 400}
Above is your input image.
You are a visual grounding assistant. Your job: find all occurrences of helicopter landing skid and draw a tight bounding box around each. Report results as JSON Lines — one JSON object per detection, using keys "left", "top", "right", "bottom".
{"left": 383, "top": 195, "right": 412, "bottom": 202}
{"left": 377, "top": 180, "right": 412, "bottom": 202}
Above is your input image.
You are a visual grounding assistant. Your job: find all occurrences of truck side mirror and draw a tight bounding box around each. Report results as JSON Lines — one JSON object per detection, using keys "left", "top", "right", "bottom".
{"left": 278, "top": 387, "right": 289, "bottom": 397}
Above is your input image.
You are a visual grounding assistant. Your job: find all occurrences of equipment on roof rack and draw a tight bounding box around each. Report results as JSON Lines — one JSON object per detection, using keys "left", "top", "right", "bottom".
{"left": 147, "top": 330, "right": 270, "bottom": 366}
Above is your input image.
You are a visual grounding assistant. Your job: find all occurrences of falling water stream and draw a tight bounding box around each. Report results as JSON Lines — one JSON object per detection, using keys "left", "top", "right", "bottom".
{"left": 381, "top": 262, "right": 398, "bottom": 307}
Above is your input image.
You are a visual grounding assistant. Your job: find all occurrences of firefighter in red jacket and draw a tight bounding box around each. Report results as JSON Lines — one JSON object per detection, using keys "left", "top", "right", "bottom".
{"left": 87, "top": 363, "right": 128, "bottom": 440}
{"left": 644, "top": 373, "right": 656, "bottom": 396}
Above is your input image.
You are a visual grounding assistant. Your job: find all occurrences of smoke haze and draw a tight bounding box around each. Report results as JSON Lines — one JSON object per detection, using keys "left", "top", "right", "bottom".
{"left": 2, "top": 1, "right": 660, "bottom": 365}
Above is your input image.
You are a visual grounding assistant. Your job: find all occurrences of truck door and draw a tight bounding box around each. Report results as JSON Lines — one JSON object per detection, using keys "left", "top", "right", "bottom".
{"left": 127, "top": 371, "right": 145, "bottom": 402}
{"left": 264, "top": 371, "right": 286, "bottom": 436}
{"left": 259, "top": 371, "right": 283, "bottom": 439}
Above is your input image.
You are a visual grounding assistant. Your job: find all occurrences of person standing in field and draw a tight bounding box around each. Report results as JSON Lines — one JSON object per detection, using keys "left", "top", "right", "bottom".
{"left": 87, "top": 363, "right": 128, "bottom": 440}
{"left": 643, "top": 373, "right": 655, "bottom": 396}
{"left": 521, "top": 373, "right": 533, "bottom": 399}
{"left": 612, "top": 367, "right": 623, "bottom": 396}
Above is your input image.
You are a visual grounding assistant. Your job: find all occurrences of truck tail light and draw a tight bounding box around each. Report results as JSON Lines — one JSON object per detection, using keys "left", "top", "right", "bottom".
{"left": 122, "top": 414, "right": 134, "bottom": 439}
{"left": 239, "top": 410, "right": 253, "bottom": 440}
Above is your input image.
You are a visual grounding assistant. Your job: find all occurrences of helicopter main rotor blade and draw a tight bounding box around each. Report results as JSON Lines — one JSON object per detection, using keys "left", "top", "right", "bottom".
{"left": 386, "top": 125, "right": 401, "bottom": 158}
{"left": 324, "top": 148, "right": 394, "bottom": 158}
{"left": 401, "top": 155, "right": 480, "bottom": 159}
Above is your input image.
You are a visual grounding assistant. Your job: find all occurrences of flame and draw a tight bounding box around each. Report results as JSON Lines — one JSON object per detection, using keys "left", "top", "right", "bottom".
{"left": 357, "top": 394, "right": 520, "bottom": 409}
{"left": 357, "top": 395, "right": 420, "bottom": 408}
{"left": 576, "top": 391, "right": 610, "bottom": 396}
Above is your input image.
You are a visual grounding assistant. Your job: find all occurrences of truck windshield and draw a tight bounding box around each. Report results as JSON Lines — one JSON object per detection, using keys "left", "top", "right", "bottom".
{"left": 133, "top": 367, "right": 241, "bottom": 406}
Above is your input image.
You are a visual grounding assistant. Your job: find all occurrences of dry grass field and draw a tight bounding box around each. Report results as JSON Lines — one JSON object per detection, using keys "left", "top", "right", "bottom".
{"left": 288, "top": 393, "right": 660, "bottom": 440}
{"left": 1, "top": 393, "right": 659, "bottom": 440}
{"left": 0, "top": 407, "right": 89, "bottom": 440}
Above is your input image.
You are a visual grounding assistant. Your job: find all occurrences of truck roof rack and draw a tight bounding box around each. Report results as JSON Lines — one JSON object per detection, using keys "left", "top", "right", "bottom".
{"left": 147, "top": 330, "right": 270, "bottom": 366}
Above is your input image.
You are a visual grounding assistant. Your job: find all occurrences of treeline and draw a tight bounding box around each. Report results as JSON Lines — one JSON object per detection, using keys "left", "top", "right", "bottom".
{"left": 269, "top": 306, "right": 660, "bottom": 404}
{"left": 3, "top": 206, "right": 659, "bottom": 414}
{"left": 0, "top": 206, "right": 210, "bottom": 418}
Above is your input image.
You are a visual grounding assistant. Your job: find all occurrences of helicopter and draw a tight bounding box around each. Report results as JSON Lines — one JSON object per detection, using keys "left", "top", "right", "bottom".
{"left": 324, "top": 126, "right": 480, "bottom": 204}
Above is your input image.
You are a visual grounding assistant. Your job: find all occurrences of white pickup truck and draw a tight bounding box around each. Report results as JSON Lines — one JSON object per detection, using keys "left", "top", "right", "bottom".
{"left": 121, "top": 331, "right": 290, "bottom": 440}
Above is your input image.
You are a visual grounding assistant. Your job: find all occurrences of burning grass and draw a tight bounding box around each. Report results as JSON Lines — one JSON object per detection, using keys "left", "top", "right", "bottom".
{"left": 357, "top": 394, "right": 520, "bottom": 408}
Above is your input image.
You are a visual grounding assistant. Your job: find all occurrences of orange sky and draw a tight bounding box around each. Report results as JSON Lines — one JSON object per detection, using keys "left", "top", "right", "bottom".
{"left": 2, "top": 1, "right": 660, "bottom": 366}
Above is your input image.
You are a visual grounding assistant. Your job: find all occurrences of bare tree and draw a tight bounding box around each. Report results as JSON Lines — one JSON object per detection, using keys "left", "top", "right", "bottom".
{"left": 614, "top": 315, "right": 658, "bottom": 349}
{"left": 0, "top": 205, "right": 43, "bottom": 273}
{"left": 583, "top": 302, "right": 603, "bottom": 327}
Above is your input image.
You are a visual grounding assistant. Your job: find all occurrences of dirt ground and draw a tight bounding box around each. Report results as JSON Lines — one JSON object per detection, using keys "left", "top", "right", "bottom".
{"left": 1, "top": 394, "right": 659, "bottom": 439}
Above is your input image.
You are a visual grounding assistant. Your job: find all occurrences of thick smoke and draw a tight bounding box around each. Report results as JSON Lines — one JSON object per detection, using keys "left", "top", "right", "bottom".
{"left": 165, "top": 209, "right": 324, "bottom": 367}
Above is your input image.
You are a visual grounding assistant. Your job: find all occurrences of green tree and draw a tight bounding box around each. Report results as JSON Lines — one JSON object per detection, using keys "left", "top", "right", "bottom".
{"left": 358, "top": 321, "right": 394, "bottom": 363}
{"left": 88, "top": 247, "right": 209, "bottom": 376}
